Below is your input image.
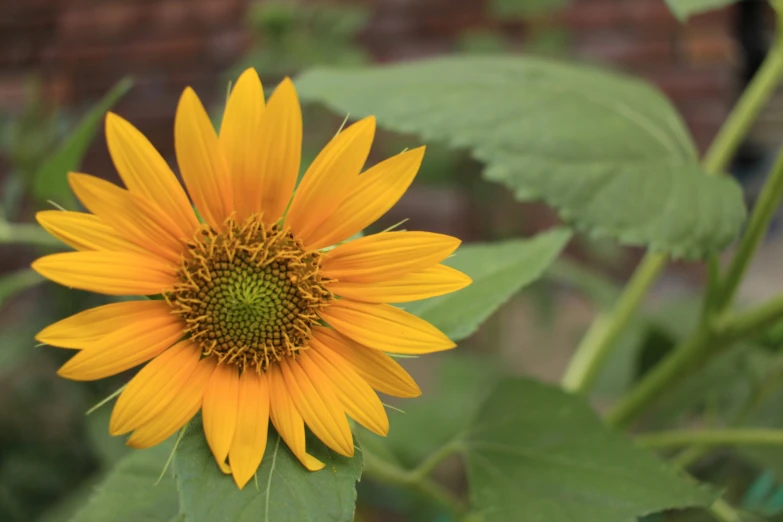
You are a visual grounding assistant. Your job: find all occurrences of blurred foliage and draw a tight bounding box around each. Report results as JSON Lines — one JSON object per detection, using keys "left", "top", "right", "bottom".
{"left": 229, "top": 1, "right": 369, "bottom": 80}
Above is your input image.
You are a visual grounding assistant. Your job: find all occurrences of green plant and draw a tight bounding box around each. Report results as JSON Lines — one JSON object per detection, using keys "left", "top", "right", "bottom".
{"left": 6, "top": 1, "right": 783, "bottom": 521}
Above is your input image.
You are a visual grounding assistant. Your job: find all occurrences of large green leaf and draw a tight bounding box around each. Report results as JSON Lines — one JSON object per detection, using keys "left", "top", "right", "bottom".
{"left": 296, "top": 57, "right": 746, "bottom": 259}
{"left": 174, "top": 418, "right": 363, "bottom": 522}
{"left": 361, "top": 354, "right": 510, "bottom": 469}
{"left": 34, "top": 77, "right": 133, "bottom": 207}
{"left": 405, "top": 228, "right": 571, "bottom": 341}
{"left": 664, "top": 0, "right": 739, "bottom": 21}
{"left": 464, "top": 377, "right": 718, "bottom": 522}
{"left": 69, "top": 441, "right": 178, "bottom": 522}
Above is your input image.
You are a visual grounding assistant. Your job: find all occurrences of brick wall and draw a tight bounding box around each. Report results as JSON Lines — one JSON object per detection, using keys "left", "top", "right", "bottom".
{"left": 0, "top": 0, "right": 748, "bottom": 174}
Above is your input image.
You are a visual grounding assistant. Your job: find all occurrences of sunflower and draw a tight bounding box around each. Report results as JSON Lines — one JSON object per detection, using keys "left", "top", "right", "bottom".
{"left": 31, "top": 68, "right": 470, "bottom": 488}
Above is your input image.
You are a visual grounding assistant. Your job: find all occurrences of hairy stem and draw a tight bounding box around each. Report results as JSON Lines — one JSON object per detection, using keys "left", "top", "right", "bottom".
{"left": 0, "top": 221, "right": 61, "bottom": 247}
{"left": 362, "top": 448, "right": 467, "bottom": 518}
{"left": 561, "top": 253, "right": 665, "bottom": 392}
{"left": 637, "top": 428, "right": 783, "bottom": 449}
{"left": 716, "top": 147, "right": 783, "bottom": 310}
{"left": 603, "top": 19, "right": 783, "bottom": 421}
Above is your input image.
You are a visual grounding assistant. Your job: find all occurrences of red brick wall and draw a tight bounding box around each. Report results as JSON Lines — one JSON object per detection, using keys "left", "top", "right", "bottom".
{"left": 0, "top": 0, "right": 741, "bottom": 169}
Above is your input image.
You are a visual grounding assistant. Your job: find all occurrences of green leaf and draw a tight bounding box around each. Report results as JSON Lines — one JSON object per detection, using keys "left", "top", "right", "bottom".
{"left": 664, "top": 0, "right": 739, "bottom": 21}
{"left": 464, "top": 377, "right": 718, "bottom": 522}
{"left": 34, "top": 77, "right": 133, "bottom": 207}
{"left": 0, "top": 268, "right": 43, "bottom": 309}
{"left": 405, "top": 228, "right": 571, "bottom": 342}
{"left": 296, "top": 57, "right": 746, "bottom": 259}
{"left": 361, "top": 354, "right": 510, "bottom": 469}
{"left": 69, "top": 441, "right": 178, "bottom": 522}
{"left": 174, "top": 417, "right": 363, "bottom": 522}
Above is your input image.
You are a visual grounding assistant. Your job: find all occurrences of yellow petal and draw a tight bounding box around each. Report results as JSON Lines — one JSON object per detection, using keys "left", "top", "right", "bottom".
{"left": 56, "top": 313, "right": 184, "bottom": 380}
{"left": 36, "top": 211, "right": 147, "bottom": 254}
{"left": 323, "top": 231, "right": 461, "bottom": 283}
{"left": 312, "top": 326, "right": 420, "bottom": 398}
{"left": 318, "top": 300, "right": 455, "bottom": 354}
{"left": 105, "top": 112, "right": 199, "bottom": 239}
{"left": 32, "top": 251, "right": 177, "bottom": 296}
{"left": 36, "top": 300, "right": 171, "bottom": 349}
{"left": 306, "top": 342, "right": 388, "bottom": 436}
{"left": 303, "top": 147, "right": 424, "bottom": 250}
{"left": 280, "top": 357, "right": 353, "bottom": 456}
{"left": 127, "top": 356, "right": 217, "bottom": 449}
{"left": 254, "top": 78, "right": 302, "bottom": 224}
{"left": 268, "top": 364, "right": 324, "bottom": 471}
{"left": 175, "top": 87, "right": 232, "bottom": 230}
{"left": 328, "top": 264, "right": 471, "bottom": 303}
{"left": 220, "top": 68, "right": 265, "bottom": 222}
{"left": 202, "top": 362, "right": 240, "bottom": 472}
{"left": 229, "top": 370, "right": 270, "bottom": 489}
{"left": 110, "top": 339, "right": 201, "bottom": 435}
{"left": 69, "top": 173, "right": 185, "bottom": 263}
{"left": 286, "top": 117, "right": 375, "bottom": 240}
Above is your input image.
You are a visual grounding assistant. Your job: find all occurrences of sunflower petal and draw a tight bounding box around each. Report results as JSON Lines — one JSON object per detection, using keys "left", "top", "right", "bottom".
{"left": 323, "top": 231, "right": 461, "bottom": 283}
{"left": 36, "top": 211, "right": 147, "bottom": 254}
{"left": 312, "top": 326, "right": 420, "bottom": 398}
{"left": 268, "top": 364, "right": 324, "bottom": 471}
{"left": 280, "top": 357, "right": 353, "bottom": 456}
{"left": 175, "top": 87, "right": 232, "bottom": 230}
{"left": 303, "top": 147, "right": 424, "bottom": 250}
{"left": 32, "top": 251, "right": 177, "bottom": 296}
{"left": 56, "top": 313, "right": 184, "bottom": 380}
{"left": 286, "top": 117, "right": 375, "bottom": 239}
{"left": 202, "top": 362, "right": 240, "bottom": 472}
{"left": 254, "top": 78, "right": 302, "bottom": 224}
{"left": 110, "top": 339, "right": 201, "bottom": 435}
{"left": 105, "top": 112, "right": 199, "bottom": 238}
{"left": 69, "top": 173, "right": 185, "bottom": 263}
{"left": 229, "top": 370, "right": 270, "bottom": 489}
{"left": 220, "top": 68, "right": 265, "bottom": 222}
{"left": 36, "top": 300, "right": 170, "bottom": 349}
{"left": 127, "top": 356, "right": 216, "bottom": 449}
{"left": 307, "top": 342, "right": 388, "bottom": 436}
{"left": 328, "top": 264, "right": 471, "bottom": 303}
{"left": 319, "top": 300, "right": 455, "bottom": 354}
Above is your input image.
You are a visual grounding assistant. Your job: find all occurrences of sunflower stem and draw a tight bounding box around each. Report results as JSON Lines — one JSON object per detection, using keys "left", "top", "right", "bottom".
{"left": 362, "top": 449, "right": 467, "bottom": 518}
{"left": 409, "top": 439, "right": 464, "bottom": 482}
{"left": 637, "top": 428, "right": 783, "bottom": 449}
{"left": 565, "top": 9, "right": 783, "bottom": 403}
{"left": 0, "top": 220, "right": 62, "bottom": 248}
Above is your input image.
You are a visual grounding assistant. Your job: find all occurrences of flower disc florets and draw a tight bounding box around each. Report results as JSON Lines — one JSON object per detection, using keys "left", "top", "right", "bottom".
{"left": 168, "top": 215, "right": 332, "bottom": 371}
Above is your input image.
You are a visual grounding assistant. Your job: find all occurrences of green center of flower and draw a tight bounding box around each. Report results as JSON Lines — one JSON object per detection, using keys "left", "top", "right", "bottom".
{"left": 168, "top": 216, "right": 332, "bottom": 371}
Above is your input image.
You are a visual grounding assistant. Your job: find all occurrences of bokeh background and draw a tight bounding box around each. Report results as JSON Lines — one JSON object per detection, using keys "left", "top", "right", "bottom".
{"left": 1, "top": 0, "right": 782, "bottom": 521}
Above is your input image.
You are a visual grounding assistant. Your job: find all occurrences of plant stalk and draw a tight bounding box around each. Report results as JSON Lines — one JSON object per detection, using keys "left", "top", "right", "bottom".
{"left": 637, "top": 428, "right": 783, "bottom": 449}
{"left": 716, "top": 146, "right": 783, "bottom": 311}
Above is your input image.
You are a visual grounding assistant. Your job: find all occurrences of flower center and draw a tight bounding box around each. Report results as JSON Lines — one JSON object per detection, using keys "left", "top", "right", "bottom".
{"left": 167, "top": 215, "right": 332, "bottom": 371}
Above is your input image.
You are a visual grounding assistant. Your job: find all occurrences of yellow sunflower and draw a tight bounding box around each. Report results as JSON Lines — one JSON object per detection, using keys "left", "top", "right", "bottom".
{"left": 31, "top": 68, "right": 470, "bottom": 489}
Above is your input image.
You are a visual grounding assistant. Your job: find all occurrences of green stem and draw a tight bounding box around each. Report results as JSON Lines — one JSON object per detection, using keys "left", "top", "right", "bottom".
{"left": 720, "top": 293, "right": 783, "bottom": 343}
{"left": 362, "top": 451, "right": 467, "bottom": 518}
{"left": 709, "top": 499, "right": 742, "bottom": 522}
{"left": 562, "top": 10, "right": 783, "bottom": 396}
{"left": 608, "top": 326, "right": 714, "bottom": 428}
{"left": 637, "top": 428, "right": 783, "bottom": 449}
{"left": 409, "top": 439, "right": 464, "bottom": 482}
{"left": 701, "top": 30, "right": 783, "bottom": 174}
{"left": 561, "top": 253, "right": 666, "bottom": 392}
{"left": 0, "top": 221, "right": 61, "bottom": 247}
{"left": 717, "top": 146, "right": 783, "bottom": 310}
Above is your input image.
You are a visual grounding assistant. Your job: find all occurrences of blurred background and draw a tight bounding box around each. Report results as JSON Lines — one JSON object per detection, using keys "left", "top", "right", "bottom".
{"left": 1, "top": 0, "right": 782, "bottom": 521}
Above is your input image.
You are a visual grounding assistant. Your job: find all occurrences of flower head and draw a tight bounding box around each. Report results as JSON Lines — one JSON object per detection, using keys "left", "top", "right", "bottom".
{"left": 31, "top": 69, "right": 470, "bottom": 488}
